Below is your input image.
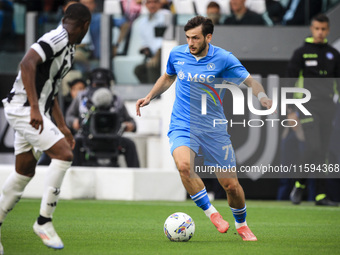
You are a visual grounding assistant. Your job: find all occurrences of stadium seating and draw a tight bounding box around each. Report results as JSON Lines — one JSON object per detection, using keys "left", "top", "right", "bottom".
{"left": 246, "top": 0, "right": 266, "bottom": 14}
{"left": 112, "top": 15, "right": 144, "bottom": 84}
{"left": 103, "top": 0, "right": 123, "bottom": 15}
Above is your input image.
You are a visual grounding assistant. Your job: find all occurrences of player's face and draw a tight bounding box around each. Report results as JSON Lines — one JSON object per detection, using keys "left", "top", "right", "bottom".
{"left": 75, "top": 22, "right": 90, "bottom": 44}
{"left": 186, "top": 26, "right": 212, "bottom": 57}
{"left": 310, "top": 20, "right": 329, "bottom": 44}
{"left": 230, "top": 0, "right": 246, "bottom": 13}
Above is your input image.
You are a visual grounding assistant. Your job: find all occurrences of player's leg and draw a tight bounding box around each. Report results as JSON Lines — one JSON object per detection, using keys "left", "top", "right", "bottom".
{"left": 0, "top": 113, "right": 40, "bottom": 253}
{"left": 172, "top": 146, "right": 229, "bottom": 233}
{"left": 217, "top": 175, "right": 257, "bottom": 241}
{"left": 26, "top": 116, "right": 73, "bottom": 249}
{"left": 32, "top": 137, "right": 73, "bottom": 250}
{"left": 173, "top": 146, "right": 204, "bottom": 194}
{"left": 0, "top": 150, "right": 37, "bottom": 254}
{"left": 202, "top": 133, "right": 256, "bottom": 241}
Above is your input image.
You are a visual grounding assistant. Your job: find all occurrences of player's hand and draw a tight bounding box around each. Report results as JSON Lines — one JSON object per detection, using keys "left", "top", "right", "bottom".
{"left": 60, "top": 126, "right": 75, "bottom": 149}
{"left": 260, "top": 97, "right": 278, "bottom": 114}
{"left": 30, "top": 107, "right": 44, "bottom": 134}
{"left": 136, "top": 97, "right": 151, "bottom": 117}
{"left": 260, "top": 97, "right": 272, "bottom": 109}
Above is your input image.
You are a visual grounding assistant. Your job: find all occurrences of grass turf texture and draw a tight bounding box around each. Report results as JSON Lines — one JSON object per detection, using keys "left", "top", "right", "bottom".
{"left": 1, "top": 199, "right": 340, "bottom": 255}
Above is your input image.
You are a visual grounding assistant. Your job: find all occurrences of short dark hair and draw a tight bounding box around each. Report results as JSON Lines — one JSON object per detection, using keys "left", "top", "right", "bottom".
{"left": 64, "top": 3, "right": 91, "bottom": 25}
{"left": 184, "top": 15, "right": 214, "bottom": 37}
{"left": 207, "top": 1, "right": 220, "bottom": 10}
{"left": 311, "top": 13, "right": 329, "bottom": 25}
{"left": 63, "top": 0, "right": 79, "bottom": 7}
{"left": 90, "top": 68, "right": 115, "bottom": 86}
{"left": 68, "top": 78, "right": 87, "bottom": 88}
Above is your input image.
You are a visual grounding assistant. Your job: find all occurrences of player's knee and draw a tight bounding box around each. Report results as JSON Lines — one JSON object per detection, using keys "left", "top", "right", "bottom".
{"left": 60, "top": 149, "right": 73, "bottom": 162}
{"left": 16, "top": 168, "right": 35, "bottom": 178}
{"left": 176, "top": 161, "right": 191, "bottom": 178}
{"left": 222, "top": 181, "right": 239, "bottom": 195}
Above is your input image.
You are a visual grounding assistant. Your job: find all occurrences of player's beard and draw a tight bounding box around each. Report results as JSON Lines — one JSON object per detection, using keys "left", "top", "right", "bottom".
{"left": 190, "top": 39, "right": 207, "bottom": 57}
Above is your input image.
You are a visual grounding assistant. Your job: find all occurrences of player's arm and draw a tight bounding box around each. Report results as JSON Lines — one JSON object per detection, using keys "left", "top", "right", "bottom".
{"left": 244, "top": 75, "right": 273, "bottom": 110}
{"left": 52, "top": 97, "right": 75, "bottom": 149}
{"left": 136, "top": 73, "right": 176, "bottom": 116}
{"left": 20, "top": 49, "right": 44, "bottom": 133}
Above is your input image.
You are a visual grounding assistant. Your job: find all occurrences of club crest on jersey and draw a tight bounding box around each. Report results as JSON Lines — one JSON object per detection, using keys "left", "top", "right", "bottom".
{"left": 207, "top": 63, "right": 215, "bottom": 71}
{"left": 326, "top": 52, "right": 334, "bottom": 60}
{"left": 178, "top": 70, "right": 185, "bottom": 80}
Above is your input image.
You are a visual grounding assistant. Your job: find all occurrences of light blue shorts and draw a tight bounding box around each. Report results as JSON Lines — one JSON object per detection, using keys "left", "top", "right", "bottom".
{"left": 168, "top": 129, "right": 236, "bottom": 168}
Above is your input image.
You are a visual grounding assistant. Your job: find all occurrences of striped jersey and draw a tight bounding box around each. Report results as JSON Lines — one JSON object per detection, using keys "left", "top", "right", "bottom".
{"left": 3, "top": 25, "right": 74, "bottom": 118}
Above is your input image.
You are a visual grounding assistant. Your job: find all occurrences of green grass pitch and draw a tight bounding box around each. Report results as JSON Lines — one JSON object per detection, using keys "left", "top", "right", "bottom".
{"left": 1, "top": 199, "right": 340, "bottom": 255}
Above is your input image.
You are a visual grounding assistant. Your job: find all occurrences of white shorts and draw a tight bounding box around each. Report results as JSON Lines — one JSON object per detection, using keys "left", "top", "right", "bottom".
{"left": 4, "top": 110, "right": 64, "bottom": 158}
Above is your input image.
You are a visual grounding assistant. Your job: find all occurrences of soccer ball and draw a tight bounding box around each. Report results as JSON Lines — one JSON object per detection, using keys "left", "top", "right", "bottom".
{"left": 164, "top": 212, "right": 195, "bottom": 242}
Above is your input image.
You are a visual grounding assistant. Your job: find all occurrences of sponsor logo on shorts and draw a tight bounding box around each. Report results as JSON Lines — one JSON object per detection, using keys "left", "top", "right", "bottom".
{"left": 50, "top": 127, "right": 59, "bottom": 135}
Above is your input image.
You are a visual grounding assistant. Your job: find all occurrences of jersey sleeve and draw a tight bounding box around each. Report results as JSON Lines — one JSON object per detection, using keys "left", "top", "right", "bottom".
{"left": 31, "top": 25, "right": 68, "bottom": 62}
{"left": 222, "top": 53, "right": 250, "bottom": 85}
{"left": 287, "top": 48, "right": 303, "bottom": 78}
{"left": 166, "top": 50, "right": 177, "bottom": 76}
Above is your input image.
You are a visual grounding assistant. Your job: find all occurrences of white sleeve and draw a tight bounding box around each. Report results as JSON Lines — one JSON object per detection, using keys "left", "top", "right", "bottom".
{"left": 31, "top": 43, "right": 47, "bottom": 62}
{"left": 32, "top": 25, "right": 69, "bottom": 62}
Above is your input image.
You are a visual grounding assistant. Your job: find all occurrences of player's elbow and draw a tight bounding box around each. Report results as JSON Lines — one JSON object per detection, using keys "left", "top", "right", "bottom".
{"left": 20, "top": 58, "right": 35, "bottom": 75}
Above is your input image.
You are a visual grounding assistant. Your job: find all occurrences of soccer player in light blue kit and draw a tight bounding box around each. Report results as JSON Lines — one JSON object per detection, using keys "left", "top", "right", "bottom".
{"left": 136, "top": 16, "right": 273, "bottom": 241}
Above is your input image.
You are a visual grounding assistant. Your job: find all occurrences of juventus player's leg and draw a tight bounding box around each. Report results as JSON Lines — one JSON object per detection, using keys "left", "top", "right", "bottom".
{"left": 0, "top": 151, "right": 36, "bottom": 255}
{"left": 32, "top": 138, "right": 73, "bottom": 249}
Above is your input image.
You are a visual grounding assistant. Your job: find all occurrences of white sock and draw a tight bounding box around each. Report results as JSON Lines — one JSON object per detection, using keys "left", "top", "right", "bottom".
{"left": 235, "top": 220, "right": 247, "bottom": 229}
{"left": 39, "top": 159, "right": 71, "bottom": 218}
{"left": 204, "top": 205, "right": 218, "bottom": 218}
{"left": 0, "top": 172, "right": 32, "bottom": 223}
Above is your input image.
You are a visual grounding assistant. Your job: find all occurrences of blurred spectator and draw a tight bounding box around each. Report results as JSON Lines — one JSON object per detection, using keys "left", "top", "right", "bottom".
{"left": 63, "top": 78, "right": 87, "bottom": 116}
{"left": 207, "top": 1, "right": 221, "bottom": 25}
{"left": 134, "top": 0, "right": 172, "bottom": 84}
{"left": 73, "top": 0, "right": 101, "bottom": 72}
{"left": 66, "top": 68, "right": 140, "bottom": 167}
{"left": 160, "top": 0, "right": 172, "bottom": 10}
{"left": 122, "top": 0, "right": 143, "bottom": 21}
{"left": 55, "top": 0, "right": 79, "bottom": 20}
{"left": 224, "top": 0, "right": 266, "bottom": 25}
{"left": 282, "top": 0, "right": 322, "bottom": 25}
{"left": 265, "top": 0, "right": 285, "bottom": 24}
{"left": 0, "top": 0, "right": 14, "bottom": 39}
{"left": 16, "top": 0, "right": 43, "bottom": 12}
{"left": 113, "top": 0, "right": 142, "bottom": 56}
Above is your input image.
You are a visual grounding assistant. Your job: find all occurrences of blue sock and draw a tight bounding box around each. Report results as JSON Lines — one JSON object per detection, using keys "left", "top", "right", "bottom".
{"left": 190, "top": 188, "right": 211, "bottom": 210}
{"left": 230, "top": 205, "right": 247, "bottom": 223}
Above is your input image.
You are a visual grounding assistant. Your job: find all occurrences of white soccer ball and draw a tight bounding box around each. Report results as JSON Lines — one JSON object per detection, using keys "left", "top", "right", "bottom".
{"left": 164, "top": 212, "right": 195, "bottom": 242}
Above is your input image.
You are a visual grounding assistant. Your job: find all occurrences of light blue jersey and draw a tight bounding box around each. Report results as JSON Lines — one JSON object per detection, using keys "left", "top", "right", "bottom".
{"left": 166, "top": 43, "right": 249, "bottom": 167}
{"left": 167, "top": 43, "right": 249, "bottom": 133}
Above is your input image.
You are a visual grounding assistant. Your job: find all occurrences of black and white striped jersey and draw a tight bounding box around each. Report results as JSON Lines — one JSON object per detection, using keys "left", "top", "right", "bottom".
{"left": 3, "top": 25, "right": 75, "bottom": 118}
